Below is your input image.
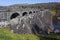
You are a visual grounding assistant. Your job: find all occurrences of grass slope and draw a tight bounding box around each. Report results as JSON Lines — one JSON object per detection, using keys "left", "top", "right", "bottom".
{"left": 0, "top": 28, "right": 40, "bottom": 40}
{"left": 0, "top": 28, "right": 60, "bottom": 40}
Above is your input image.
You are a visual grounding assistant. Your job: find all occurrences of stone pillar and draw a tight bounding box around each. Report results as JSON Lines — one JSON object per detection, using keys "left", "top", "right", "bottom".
{"left": 7, "top": 12, "right": 10, "bottom": 21}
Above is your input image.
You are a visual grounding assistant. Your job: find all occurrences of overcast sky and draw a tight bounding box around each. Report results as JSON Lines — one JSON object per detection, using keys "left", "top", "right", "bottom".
{"left": 0, "top": 0, "right": 60, "bottom": 6}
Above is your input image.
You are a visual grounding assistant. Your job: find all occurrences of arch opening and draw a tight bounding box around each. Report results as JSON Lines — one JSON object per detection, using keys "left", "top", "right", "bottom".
{"left": 33, "top": 11, "right": 35, "bottom": 13}
{"left": 10, "top": 13, "right": 19, "bottom": 19}
{"left": 29, "top": 11, "right": 32, "bottom": 14}
{"left": 22, "top": 12, "right": 27, "bottom": 16}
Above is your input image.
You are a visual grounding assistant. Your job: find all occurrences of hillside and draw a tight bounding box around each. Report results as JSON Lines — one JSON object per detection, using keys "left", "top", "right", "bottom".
{"left": 0, "top": 2, "right": 60, "bottom": 12}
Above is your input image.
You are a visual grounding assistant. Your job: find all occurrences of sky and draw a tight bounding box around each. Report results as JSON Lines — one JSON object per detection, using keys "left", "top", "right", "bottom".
{"left": 0, "top": 0, "right": 60, "bottom": 6}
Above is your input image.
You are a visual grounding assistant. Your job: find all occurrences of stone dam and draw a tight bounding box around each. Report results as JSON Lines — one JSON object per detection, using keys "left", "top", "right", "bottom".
{"left": 0, "top": 4, "right": 54, "bottom": 34}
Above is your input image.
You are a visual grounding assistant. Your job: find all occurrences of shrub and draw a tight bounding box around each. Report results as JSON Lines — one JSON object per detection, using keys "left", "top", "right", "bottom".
{"left": 50, "top": 10, "right": 56, "bottom": 16}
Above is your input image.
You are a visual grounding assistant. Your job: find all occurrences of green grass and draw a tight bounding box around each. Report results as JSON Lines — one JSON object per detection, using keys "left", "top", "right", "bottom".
{"left": 0, "top": 28, "right": 60, "bottom": 40}
{"left": 0, "top": 28, "right": 40, "bottom": 40}
{"left": 40, "top": 34, "right": 60, "bottom": 40}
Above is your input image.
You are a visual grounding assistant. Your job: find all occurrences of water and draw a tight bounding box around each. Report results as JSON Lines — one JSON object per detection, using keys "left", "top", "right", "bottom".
{"left": 54, "top": 24, "right": 60, "bottom": 29}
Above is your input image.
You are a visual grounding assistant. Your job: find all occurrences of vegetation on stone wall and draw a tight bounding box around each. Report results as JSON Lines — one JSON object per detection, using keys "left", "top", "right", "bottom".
{"left": 50, "top": 10, "right": 56, "bottom": 16}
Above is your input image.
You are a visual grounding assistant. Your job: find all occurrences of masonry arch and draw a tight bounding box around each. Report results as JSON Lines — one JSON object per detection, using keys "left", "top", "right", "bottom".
{"left": 29, "top": 11, "right": 32, "bottom": 14}
{"left": 33, "top": 11, "right": 35, "bottom": 13}
{"left": 22, "top": 12, "right": 28, "bottom": 16}
{"left": 10, "top": 13, "right": 19, "bottom": 19}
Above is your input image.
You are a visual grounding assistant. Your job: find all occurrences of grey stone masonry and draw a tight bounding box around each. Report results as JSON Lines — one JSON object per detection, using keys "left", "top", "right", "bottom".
{"left": 0, "top": 4, "right": 54, "bottom": 34}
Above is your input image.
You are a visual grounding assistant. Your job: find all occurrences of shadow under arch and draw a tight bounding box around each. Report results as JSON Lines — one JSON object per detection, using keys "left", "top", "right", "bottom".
{"left": 22, "top": 12, "right": 27, "bottom": 16}
{"left": 10, "top": 12, "right": 19, "bottom": 19}
{"left": 29, "top": 11, "right": 32, "bottom": 14}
